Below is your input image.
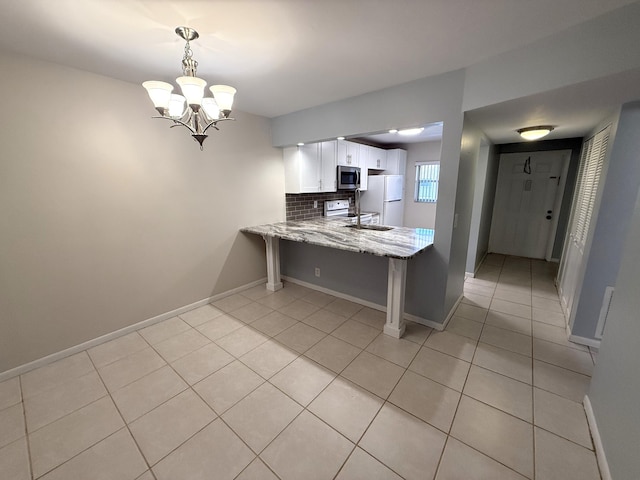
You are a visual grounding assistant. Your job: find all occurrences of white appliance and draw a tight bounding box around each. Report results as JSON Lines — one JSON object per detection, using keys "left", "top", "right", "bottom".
{"left": 360, "top": 175, "right": 405, "bottom": 226}
{"left": 324, "top": 199, "right": 376, "bottom": 224}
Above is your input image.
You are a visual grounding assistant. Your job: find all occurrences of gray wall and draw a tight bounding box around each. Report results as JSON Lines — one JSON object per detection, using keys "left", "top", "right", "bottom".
{"left": 587, "top": 183, "right": 640, "bottom": 480}
{"left": 447, "top": 116, "right": 485, "bottom": 304}
{"left": 0, "top": 51, "right": 285, "bottom": 373}
{"left": 571, "top": 101, "right": 640, "bottom": 338}
{"left": 281, "top": 239, "right": 445, "bottom": 325}
{"left": 498, "top": 138, "right": 583, "bottom": 259}
{"left": 280, "top": 241, "right": 388, "bottom": 305}
{"left": 462, "top": 3, "right": 640, "bottom": 112}
{"left": 466, "top": 139, "right": 499, "bottom": 274}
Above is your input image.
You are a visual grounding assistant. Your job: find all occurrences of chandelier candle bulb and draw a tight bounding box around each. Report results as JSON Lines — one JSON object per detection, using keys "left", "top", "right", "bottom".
{"left": 141, "top": 26, "right": 237, "bottom": 149}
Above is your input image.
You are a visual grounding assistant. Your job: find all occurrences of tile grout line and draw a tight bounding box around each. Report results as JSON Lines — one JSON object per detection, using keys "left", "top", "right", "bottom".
{"left": 17, "top": 375, "right": 35, "bottom": 480}
{"left": 434, "top": 273, "right": 489, "bottom": 479}
{"left": 529, "top": 260, "right": 537, "bottom": 480}
{"left": 87, "top": 350, "right": 156, "bottom": 478}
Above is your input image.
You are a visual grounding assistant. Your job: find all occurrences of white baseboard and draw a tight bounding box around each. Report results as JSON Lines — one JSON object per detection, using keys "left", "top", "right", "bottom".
{"left": 0, "top": 277, "right": 267, "bottom": 382}
{"left": 565, "top": 323, "right": 602, "bottom": 349}
{"left": 443, "top": 293, "right": 464, "bottom": 329}
{"left": 465, "top": 251, "right": 488, "bottom": 279}
{"left": 282, "top": 275, "right": 448, "bottom": 331}
{"left": 583, "top": 395, "right": 612, "bottom": 480}
{"left": 404, "top": 312, "right": 444, "bottom": 331}
{"left": 282, "top": 276, "right": 387, "bottom": 313}
{"left": 568, "top": 334, "right": 601, "bottom": 349}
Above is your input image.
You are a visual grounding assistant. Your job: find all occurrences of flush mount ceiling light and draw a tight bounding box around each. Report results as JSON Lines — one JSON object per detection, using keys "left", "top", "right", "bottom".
{"left": 142, "top": 26, "right": 236, "bottom": 149}
{"left": 397, "top": 127, "right": 424, "bottom": 136}
{"left": 517, "top": 125, "right": 554, "bottom": 141}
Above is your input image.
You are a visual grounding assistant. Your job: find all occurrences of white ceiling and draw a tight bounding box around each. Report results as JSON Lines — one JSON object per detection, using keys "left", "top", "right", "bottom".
{"left": 466, "top": 67, "right": 640, "bottom": 144}
{"left": 0, "top": 0, "right": 638, "bottom": 143}
{"left": 355, "top": 123, "right": 444, "bottom": 146}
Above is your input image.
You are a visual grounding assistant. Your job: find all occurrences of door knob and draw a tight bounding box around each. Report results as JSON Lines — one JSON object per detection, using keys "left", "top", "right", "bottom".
{"left": 546, "top": 215, "right": 552, "bottom": 219}
{"left": 547, "top": 210, "right": 552, "bottom": 214}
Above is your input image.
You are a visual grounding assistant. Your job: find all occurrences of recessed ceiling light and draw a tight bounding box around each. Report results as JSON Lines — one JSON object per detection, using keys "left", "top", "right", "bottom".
{"left": 388, "top": 129, "right": 398, "bottom": 134}
{"left": 337, "top": 136, "right": 345, "bottom": 141}
{"left": 297, "top": 142, "right": 305, "bottom": 146}
{"left": 398, "top": 127, "right": 424, "bottom": 136}
{"left": 517, "top": 126, "right": 554, "bottom": 141}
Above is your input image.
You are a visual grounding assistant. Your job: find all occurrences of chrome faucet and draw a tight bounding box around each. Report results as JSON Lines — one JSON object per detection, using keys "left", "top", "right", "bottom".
{"left": 355, "top": 188, "right": 362, "bottom": 229}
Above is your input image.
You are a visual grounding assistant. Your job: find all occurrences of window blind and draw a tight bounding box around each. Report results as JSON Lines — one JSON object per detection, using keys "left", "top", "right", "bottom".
{"left": 568, "top": 125, "right": 610, "bottom": 251}
{"left": 415, "top": 163, "right": 440, "bottom": 203}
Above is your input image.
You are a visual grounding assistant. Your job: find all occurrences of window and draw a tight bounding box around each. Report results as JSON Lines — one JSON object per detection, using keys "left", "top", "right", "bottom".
{"left": 415, "top": 162, "right": 440, "bottom": 202}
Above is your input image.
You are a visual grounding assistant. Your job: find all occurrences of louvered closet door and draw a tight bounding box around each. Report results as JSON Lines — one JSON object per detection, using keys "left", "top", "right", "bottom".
{"left": 558, "top": 126, "right": 611, "bottom": 319}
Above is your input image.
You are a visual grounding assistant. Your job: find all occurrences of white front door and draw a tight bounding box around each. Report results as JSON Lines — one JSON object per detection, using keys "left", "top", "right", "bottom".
{"left": 489, "top": 151, "right": 570, "bottom": 259}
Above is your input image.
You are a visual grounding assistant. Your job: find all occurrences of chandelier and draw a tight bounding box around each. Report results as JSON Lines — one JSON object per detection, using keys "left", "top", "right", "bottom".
{"left": 142, "top": 26, "right": 236, "bottom": 149}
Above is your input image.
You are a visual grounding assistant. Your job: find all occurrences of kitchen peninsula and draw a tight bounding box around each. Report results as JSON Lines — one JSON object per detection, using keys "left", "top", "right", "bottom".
{"left": 241, "top": 218, "right": 434, "bottom": 338}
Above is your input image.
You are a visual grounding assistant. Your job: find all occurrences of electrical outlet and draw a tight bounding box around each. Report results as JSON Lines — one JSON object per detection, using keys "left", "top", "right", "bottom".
{"left": 314, "top": 267, "right": 320, "bottom": 277}
{"left": 313, "top": 200, "right": 318, "bottom": 209}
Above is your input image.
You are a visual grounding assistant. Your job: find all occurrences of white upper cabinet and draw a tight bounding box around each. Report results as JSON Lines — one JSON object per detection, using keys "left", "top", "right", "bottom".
{"left": 283, "top": 141, "right": 337, "bottom": 193}
{"left": 337, "top": 141, "right": 360, "bottom": 167}
{"left": 385, "top": 149, "right": 407, "bottom": 175}
{"left": 283, "top": 141, "right": 403, "bottom": 194}
{"left": 319, "top": 141, "right": 337, "bottom": 192}
{"left": 366, "top": 145, "right": 387, "bottom": 170}
{"left": 284, "top": 143, "right": 321, "bottom": 193}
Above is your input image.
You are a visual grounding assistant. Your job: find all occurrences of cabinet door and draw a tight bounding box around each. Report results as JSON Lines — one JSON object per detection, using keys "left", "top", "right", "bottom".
{"left": 360, "top": 165, "right": 368, "bottom": 191}
{"left": 386, "top": 149, "right": 407, "bottom": 175}
{"left": 319, "top": 141, "right": 337, "bottom": 192}
{"left": 367, "top": 146, "right": 387, "bottom": 170}
{"left": 298, "top": 143, "right": 322, "bottom": 193}
{"left": 337, "top": 141, "right": 360, "bottom": 167}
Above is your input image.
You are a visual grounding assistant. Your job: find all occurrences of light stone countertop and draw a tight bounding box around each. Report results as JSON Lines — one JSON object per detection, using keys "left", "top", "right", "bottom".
{"left": 241, "top": 218, "right": 435, "bottom": 260}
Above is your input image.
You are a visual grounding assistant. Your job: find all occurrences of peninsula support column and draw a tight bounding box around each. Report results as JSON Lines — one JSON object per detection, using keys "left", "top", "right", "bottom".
{"left": 384, "top": 257, "right": 407, "bottom": 338}
{"left": 263, "top": 235, "right": 283, "bottom": 291}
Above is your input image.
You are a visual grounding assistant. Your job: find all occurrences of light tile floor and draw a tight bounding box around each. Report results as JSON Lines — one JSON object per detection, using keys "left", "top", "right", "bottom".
{"left": 0, "top": 254, "right": 603, "bottom": 479}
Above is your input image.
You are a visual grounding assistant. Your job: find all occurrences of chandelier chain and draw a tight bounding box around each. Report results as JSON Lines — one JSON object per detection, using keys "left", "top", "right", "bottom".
{"left": 181, "top": 40, "right": 198, "bottom": 77}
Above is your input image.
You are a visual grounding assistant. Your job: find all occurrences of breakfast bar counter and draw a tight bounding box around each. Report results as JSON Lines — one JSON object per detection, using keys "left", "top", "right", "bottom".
{"left": 241, "top": 218, "right": 434, "bottom": 338}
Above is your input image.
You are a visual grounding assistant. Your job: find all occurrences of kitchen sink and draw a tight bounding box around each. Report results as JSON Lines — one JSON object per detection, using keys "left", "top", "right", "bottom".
{"left": 345, "top": 224, "right": 394, "bottom": 231}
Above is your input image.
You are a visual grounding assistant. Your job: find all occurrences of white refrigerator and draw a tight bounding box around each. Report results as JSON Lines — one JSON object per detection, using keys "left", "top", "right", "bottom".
{"left": 360, "top": 175, "right": 405, "bottom": 226}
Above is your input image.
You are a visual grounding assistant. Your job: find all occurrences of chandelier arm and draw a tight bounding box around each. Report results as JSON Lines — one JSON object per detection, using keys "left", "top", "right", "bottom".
{"left": 202, "top": 118, "right": 235, "bottom": 133}
{"left": 151, "top": 115, "right": 197, "bottom": 135}
{"left": 201, "top": 117, "right": 235, "bottom": 135}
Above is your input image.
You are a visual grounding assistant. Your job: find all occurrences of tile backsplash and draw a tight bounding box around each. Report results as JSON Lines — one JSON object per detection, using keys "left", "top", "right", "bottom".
{"left": 285, "top": 192, "right": 356, "bottom": 221}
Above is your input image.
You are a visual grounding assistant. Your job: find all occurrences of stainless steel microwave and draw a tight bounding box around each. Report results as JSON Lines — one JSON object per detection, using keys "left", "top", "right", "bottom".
{"left": 337, "top": 165, "right": 361, "bottom": 190}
